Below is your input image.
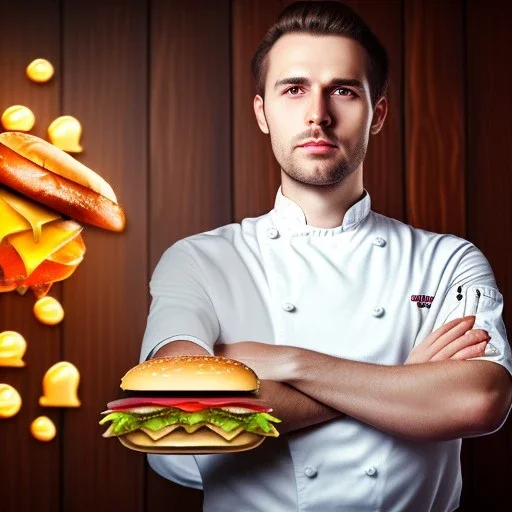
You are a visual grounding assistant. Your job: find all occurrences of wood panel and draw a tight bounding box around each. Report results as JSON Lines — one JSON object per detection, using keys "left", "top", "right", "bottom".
{"left": 59, "top": 0, "right": 148, "bottom": 510}
{"left": 1, "top": 1, "right": 511, "bottom": 511}
{"left": 147, "top": 1, "right": 231, "bottom": 510}
{"left": 0, "top": 2, "right": 62, "bottom": 511}
{"left": 463, "top": 1, "right": 512, "bottom": 510}
{"left": 232, "top": 0, "right": 295, "bottom": 222}
{"left": 405, "top": 0, "right": 466, "bottom": 236}
{"left": 347, "top": 0, "right": 404, "bottom": 221}
{"left": 149, "top": 0, "right": 232, "bottom": 269}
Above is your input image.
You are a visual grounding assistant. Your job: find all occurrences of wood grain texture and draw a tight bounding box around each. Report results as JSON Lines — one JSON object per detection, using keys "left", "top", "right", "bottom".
{"left": 232, "top": 0, "right": 296, "bottom": 222}
{"left": 0, "top": 2, "right": 62, "bottom": 511}
{"left": 0, "top": 2, "right": 511, "bottom": 511}
{"left": 146, "top": 0, "right": 231, "bottom": 509}
{"left": 462, "top": 1, "right": 512, "bottom": 510}
{"left": 149, "top": 0, "right": 232, "bottom": 270}
{"left": 346, "top": 0, "right": 404, "bottom": 221}
{"left": 59, "top": 0, "right": 148, "bottom": 510}
{"left": 405, "top": 0, "right": 466, "bottom": 236}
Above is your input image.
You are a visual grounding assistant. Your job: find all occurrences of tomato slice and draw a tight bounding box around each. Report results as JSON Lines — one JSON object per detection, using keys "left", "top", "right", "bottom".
{"left": 107, "top": 396, "right": 272, "bottom": 413}
{"left": 24, "top": 259, "right": 80, "bottom": 286}
{"left": 0, "top": 240, "right": 27, "bottom": 283}
{"left": 0, "top": 282, "right": 17, "bottom": 293}
{"left": 0, "top": 234, "right": 84, "bottom": 297}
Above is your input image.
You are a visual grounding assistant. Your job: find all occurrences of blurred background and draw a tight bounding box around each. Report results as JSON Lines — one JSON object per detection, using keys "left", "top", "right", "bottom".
{"left": 0, "top": 0, "right": 510, "bottom": 510}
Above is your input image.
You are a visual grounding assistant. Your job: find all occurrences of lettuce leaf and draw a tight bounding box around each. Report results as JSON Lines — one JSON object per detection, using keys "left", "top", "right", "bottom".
{"left": 99, "top": 407, "right": 281, "bottom": 437}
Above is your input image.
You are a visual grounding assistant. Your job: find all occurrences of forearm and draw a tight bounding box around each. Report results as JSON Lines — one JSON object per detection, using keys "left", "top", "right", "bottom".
{"left": 154, "top": 344, "right": 341, "bottom": 434}
{"left": 257, "top": 380, "right": 342, "bottom": 434}
{"left": 285, "top": 349, "right": 511, "bottom": 441}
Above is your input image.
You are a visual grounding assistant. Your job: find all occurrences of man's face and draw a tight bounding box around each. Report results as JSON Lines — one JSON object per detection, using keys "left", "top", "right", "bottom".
{"left": 254, "top": 34, "right": 385, "bottom": 187}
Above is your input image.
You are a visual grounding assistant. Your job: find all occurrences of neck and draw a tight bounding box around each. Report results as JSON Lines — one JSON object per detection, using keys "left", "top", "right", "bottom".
{"left": 280, "top": 167, "right": 364, "bottom": 229}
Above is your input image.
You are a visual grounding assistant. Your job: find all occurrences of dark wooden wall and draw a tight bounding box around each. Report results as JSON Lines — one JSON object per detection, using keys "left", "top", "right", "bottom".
{"left": 0, "top": 1, "right": 510, "bottom": 511}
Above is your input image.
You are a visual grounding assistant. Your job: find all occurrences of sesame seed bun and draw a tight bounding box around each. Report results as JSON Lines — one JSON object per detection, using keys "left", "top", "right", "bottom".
{"left": 121, "top": 355, "right": 260, "bottom": 392}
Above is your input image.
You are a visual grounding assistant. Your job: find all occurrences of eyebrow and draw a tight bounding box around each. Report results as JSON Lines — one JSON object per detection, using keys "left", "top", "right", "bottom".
{"left": 273, "top": 77, "right": 365, "bottom": 91}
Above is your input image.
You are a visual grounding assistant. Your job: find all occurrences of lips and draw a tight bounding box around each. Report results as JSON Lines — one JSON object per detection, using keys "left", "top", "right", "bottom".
{"left": 299, "top": 141, "right": 337, "bottom": 148}
{"left": 299, "top": 144, "right": 337, "bottom": 155}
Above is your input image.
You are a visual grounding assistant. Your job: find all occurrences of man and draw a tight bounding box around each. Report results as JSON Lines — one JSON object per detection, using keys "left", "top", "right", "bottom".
{"left": 140, "top": 2, "right": 512, "bottom": 510}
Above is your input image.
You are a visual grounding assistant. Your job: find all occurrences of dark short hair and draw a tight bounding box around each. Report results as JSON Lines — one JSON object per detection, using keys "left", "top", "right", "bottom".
{"left": 251, "top": 1, "right": 389, "bottom": 106}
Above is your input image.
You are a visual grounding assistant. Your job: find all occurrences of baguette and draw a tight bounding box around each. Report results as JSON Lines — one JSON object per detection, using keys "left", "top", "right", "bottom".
{"left": 0, "top": 133, "right": 125, "bottom": 232}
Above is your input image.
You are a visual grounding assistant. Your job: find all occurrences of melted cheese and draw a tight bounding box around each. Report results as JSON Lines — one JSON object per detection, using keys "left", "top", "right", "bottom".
{"left": 0, "top": 197, "right": 31, "bottom": 242}
{"left": 7, "top": 220, "right": 82, "bottom": 275}
{"left": 140, "top": 424, "right": 246, "bottom": 441}
{"left": 0, "top": 187, "right": 60, "bottom": 242}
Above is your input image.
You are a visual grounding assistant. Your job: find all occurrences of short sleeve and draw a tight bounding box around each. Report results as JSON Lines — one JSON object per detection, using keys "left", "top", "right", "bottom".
{"left": 139, "top": 239, "right": 220, "bottom": 362}
{"left": 431, "top": 244, "right": 512, "bottom": 434}
{"left": 147, "top": 453, "right": 203, "bottom": 490}
{"left": 139, "top": 240, "right": 214, "bottom": 489}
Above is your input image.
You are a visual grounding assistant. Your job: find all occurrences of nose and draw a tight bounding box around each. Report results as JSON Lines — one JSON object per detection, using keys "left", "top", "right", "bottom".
{"left": 306, "top": 91, "right": 331, "bottom": 127}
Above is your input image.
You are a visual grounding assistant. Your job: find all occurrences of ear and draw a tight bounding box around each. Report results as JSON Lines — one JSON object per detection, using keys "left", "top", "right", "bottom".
{"left": 253, "top": 95, "right": 270, "bottom": 134}
{"left": 370, "top": 96, "right": 388, "bottom": 135}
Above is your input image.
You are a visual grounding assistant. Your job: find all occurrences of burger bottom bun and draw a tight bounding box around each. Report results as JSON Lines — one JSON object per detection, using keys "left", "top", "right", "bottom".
{"left": 119, "top": 429, "right": 264, "bottom": 454}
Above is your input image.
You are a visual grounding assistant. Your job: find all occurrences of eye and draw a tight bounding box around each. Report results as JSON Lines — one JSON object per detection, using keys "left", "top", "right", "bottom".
{"left": 285, "top": 86, "right": 302, "bottom": 95}
{"left": 334, "top": 87, "right": 356, "bottom": 97}
{"left": 284, "top": 86, "right": 357, "bottom": 97}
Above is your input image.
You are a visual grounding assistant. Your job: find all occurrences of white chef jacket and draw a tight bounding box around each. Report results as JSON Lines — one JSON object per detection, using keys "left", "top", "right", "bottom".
{"left": 140, "top": 186, "right": 512, "bottom": 512}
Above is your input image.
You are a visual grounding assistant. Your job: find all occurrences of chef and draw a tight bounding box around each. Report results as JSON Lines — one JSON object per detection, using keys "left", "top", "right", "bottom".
{"left": 139, "top": 2, "right": 512, "bottom": 510}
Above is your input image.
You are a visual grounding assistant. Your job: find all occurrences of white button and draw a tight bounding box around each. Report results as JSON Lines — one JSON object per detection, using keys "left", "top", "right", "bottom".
{"left": 373, "top": 237, "right": 386, "bottom": 247}
{"left": 282, "top": 302, "right": 296, "bottom": 312}
{"left": 484, "top": 344, "right": 500, "bottom": 356}
{"left": 266, "top": 227, "right": 279, "bottom": 239}
{"left": 372, "top": 306, "right": 385, "bottom": 317}
{"left": 304, "top": 466, "right": 317, "bottom": 478}
{"left": 365, "top": 466, "right": 377, "bottom": 477}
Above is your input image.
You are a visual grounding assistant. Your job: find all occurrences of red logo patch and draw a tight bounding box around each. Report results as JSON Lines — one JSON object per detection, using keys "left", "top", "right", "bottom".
{"left": 411, "top": 295, "right": 434, "bottom": 309}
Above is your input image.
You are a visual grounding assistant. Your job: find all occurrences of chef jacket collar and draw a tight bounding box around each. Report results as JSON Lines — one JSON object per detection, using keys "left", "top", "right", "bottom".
{"left": 271, "top": 185, "right": 371, "bottom": 236}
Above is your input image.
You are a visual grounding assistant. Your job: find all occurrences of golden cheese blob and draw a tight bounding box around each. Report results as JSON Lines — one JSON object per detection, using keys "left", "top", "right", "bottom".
{"left": 47, "top": 115, "right": 83, "bottom": 153}
{"left": 33, "top": 296, "right": 64, "bottom": 326}
{"left": 39, "top": 361, "right": 81, "bottom": 407}
{"left": 0, "top": 383, "right": 22, "bottom": 418}
{"left": 1, "top": 105, "right": 36, "bottom": 132}
{"left": 0, "top": 331, "right": 27, "bottom": 367}
{"left": 26, "top": 58, "right": 54, "bottom": 83}
{"left": 30, "top": 416, "right": 57, "bottom": 441}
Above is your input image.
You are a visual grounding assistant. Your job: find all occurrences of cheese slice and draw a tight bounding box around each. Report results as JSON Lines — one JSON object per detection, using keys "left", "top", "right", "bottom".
{"left": 140, "top": 424, "right": 246, "bottom": 441}
{"left": 0, "top": 187, "right": 60, "bottom": 242}
{"left": 0, "top": 197, "right": 31, "bottom": 242}
{"left": 7, "top": 220, "right": 82, "bottom": 275}
{"left": 102, "top": 424, "right": 117, "bottom": 438}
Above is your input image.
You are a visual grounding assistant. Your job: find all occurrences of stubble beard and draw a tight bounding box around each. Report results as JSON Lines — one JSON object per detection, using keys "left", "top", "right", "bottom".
{"left": 273, "top": 134, "right": 368, "bottom": 187}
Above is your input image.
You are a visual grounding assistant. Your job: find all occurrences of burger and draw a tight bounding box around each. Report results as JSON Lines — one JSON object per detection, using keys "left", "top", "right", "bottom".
{"left": 0, "top": 131, "right": 125, "bottom": 297}
{"left": 99, "top": 355, "right": 281, "bottom": 454}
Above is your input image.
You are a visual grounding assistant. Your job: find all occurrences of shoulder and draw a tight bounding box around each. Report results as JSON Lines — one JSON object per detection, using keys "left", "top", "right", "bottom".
{"left": 162, "top": 211, "right": 270, "bottom": 261}
{"left": 370, "top": 212, "right": 493, "bottom": 277}
{"left": 372, "top": 211, "right": 477, "bottom": 254}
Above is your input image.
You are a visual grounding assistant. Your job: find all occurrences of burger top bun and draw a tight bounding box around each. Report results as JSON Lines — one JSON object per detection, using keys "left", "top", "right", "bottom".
{"left": 0, "top": 131, "right": 117, "bottom": 203}
{"left": 121, "top": 356, "right": 260, "bottom": 392}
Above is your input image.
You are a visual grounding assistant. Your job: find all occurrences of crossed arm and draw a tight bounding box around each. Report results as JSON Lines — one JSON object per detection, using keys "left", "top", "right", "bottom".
{"left": 154, "top": 316, "right": 512, "bottom": 441}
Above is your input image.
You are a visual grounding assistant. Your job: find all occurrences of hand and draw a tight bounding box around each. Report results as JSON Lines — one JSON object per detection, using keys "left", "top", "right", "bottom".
{"left": 214, "top": 342, "right": 295, "bottom": 381}
{"left": 405, "top": 316, "right": 490, "bottom": 365}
